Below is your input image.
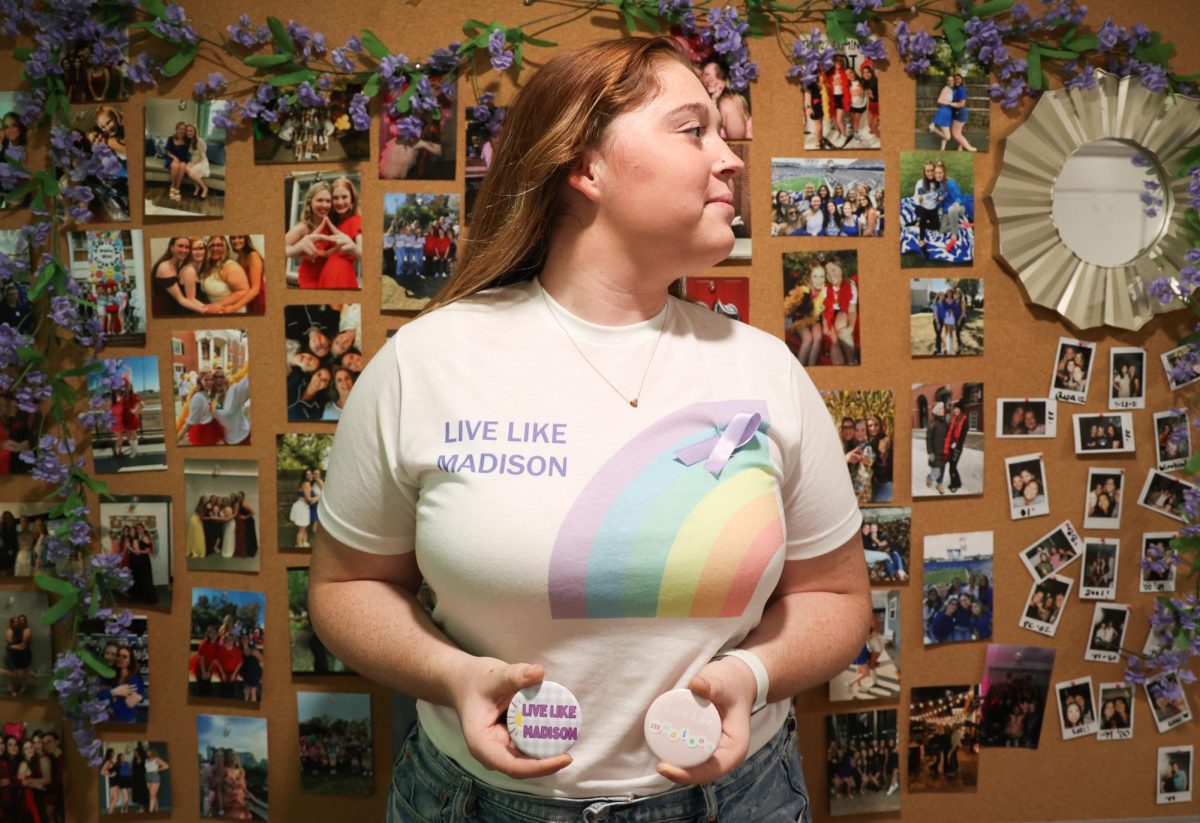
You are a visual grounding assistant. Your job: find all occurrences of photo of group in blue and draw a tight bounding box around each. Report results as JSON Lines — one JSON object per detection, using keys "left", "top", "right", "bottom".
{"left": 913, "top": 39, "right": 989, "bottom": 152}
{"left": 196, "top": 714, "right": 268, "bottom": 820}
{"left": 770, "top": 158, "right": 884, "bottom": 237}
{"left": 80, "top": 616, "right": 150, "bottom": 724}
{"left": 829, "top": 590, "right": 900, "bottom": 703}
{"left": 910, "top": 279, "right": 983, "bottom": 357}
{"left": 381, "top": 192, "right": 461, "bottom": 311}
{"left": 825, "top": 709, "right": 901, "bottom": 817}
{"left": 188, "top": 587, "right": 266, "bottom": 702}
{"left": 98, "top": 740, "right": 171, "bottom": 815}
{"left": 900, "top": 151, "right": 974, "bottom": 267}
{"left": 297, "top": 691, "right": 374, "bottom": 795}
{"left": 88, "top": 356, "right": 166, "bottom": 474}
{"left": 922, "top": 531, "right": 994, "bottom": 646}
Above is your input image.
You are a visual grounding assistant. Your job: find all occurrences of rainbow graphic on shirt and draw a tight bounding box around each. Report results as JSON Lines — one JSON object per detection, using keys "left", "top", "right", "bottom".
{"left": 547, "top": 400, "right": 785, "bottom": 619}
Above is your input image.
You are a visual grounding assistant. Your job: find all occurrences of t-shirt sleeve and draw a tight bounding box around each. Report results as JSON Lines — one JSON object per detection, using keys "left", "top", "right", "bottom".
{"left": 780, "top": 356, "right": 863, "bottom": 560}
{"left": 316, "top": 338, "right": 418, "bottom": 554}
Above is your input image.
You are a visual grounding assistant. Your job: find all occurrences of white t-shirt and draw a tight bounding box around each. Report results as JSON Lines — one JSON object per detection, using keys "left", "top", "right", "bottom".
{"left": 212, "top": 377, "right": 251, "bottom": 445}
{"left": 318, "top": 278, "right": 861, "bottom": 798}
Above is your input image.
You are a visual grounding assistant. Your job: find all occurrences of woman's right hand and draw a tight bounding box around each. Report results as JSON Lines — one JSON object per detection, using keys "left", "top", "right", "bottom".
{"left": 449, "top": 657, "right": 573, "bottom": 779}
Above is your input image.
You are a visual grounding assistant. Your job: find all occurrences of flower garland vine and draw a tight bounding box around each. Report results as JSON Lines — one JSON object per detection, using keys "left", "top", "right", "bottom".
{"left": 2, "top": 0, "right": 1200, "bottom": 766}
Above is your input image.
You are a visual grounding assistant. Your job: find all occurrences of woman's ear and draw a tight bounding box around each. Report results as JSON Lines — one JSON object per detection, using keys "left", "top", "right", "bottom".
{"left": 565, "top": 148, "right": 604, "bottom": 203}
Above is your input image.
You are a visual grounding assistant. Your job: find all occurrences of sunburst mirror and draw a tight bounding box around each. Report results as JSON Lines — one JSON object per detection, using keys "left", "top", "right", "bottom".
{"left": 990, "top": 69, "right": 1200, "bottom": 331}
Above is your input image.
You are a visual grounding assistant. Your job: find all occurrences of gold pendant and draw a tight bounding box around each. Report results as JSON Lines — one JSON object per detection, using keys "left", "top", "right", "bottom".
{"left": 630, "top": 399, "right": 638, "bottom": 408}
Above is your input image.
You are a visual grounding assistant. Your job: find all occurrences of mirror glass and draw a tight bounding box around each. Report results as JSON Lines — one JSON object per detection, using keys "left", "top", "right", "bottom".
{"left": 1051, "top": 139, "right": 1169, "bottom": 267}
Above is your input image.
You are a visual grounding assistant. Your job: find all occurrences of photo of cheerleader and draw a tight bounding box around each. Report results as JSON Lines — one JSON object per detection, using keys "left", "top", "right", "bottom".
{"left": 899, "top": 152, "right": 975, "bottom": 267}
{"left": 297, "top": 692, "right": 373, "bottom": 795}
{"left": 254, "top": 85, "right": 369, "bottom": 164}
{"left": 783, "top": 251, "right": 862, "bottom": 366}
{"left": 183, "top": 459, "right": 261, "bottom": 574}
{"left": 170, "top": 329, "right": 250, "bottom": 446}
{"left": 771, "top": 158, "right": 884, "bottom": 237}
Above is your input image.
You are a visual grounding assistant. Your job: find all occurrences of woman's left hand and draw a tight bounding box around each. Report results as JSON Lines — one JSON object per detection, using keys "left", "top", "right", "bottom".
{"left": 655, "top": 655, "right": 758, "bottom": 785}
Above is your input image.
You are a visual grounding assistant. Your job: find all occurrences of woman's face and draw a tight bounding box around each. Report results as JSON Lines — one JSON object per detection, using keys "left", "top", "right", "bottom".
{"left": 810, "top": 267, "right": 826, "bottom": 289}
{"left": 842, "top": 201, "right": 855, "bottom": 218}
{"left": 854, "top": 420, "right": 868, "bottom": 442}
{"left": 818, "top": 185, "right": 830, "bottom": 199}
{"left": 308, "top": 367, "right": 332, "bottom": 395}
{"left": 4, "top": 738, "right": 16, "bottom": 756}
{"left": 1066, "top": 702, "right": 1081, "bottom": 724}
{"left": 174, "top": 123, "right": 187, "bottom": 139}
{"left": 97, "top": 110, "right": 119, "bottom": 136}
{"left": 331, "top": 183, "right": 354, "bottom": 215}
{"left": 827, "top": 262, "right": 843, "bottom": 285}
{"left": 334, "top": 368, "right": 354, "bottom": 398}
{"left": 171, "top": 237, "right": 191, "bottom": 262}
{"left": 809, "top": 195, "right": 822, "bottom": 212}
{"left": 309, "top": 187, "right": 332, "bottom": 219}
{"left": 208, "top": 235, "right": 226, "bottom": 260}
{"left": 229, "top": 235, "right": 245, "bottom": 253}
{"left": 117, "top": 647, "right": 133, "bottom": 670}
{"left": 778, "top": 190, "right": 793, "bottom": 207}
{"left": 185, "top": 124, "right": 197, "bottom": 140}
{"left": 293, "top": 352, "right": 319, "bottom": 373}
{"left": 934, "top": 165, "right": 946, "bottom": 182}
{"left": 331, "top": 329, "right": 356, "bottom": 357}
{"left": 191, "top": 241, "right": 207, "bottom": 264}
{"left": 700, "top": 62, "right": 724, "bottom": 96}
{"left": 923, "top": 163, "right": 935, "bottom": 181}
{"left": 2, "top": 116, "right": 21, "bottom": 144}
{"left": 867, "top": 417, "right": 881, "bottom": 438}
{"left": 21, "top": 741, "right": 33, "bottom": 760}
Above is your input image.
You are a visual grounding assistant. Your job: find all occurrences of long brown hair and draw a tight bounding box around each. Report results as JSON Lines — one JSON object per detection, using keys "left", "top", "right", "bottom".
{"left": 420, "top": 36, "right": 692, "bottom": 316}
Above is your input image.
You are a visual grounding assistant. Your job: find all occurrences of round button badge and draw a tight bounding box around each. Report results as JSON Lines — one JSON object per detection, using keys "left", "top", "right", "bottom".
{"left": 643, "top": 689, "right": 721, "bottom": 768}
{"left": 506, "top": 680, "right": 582, "bottom": 758}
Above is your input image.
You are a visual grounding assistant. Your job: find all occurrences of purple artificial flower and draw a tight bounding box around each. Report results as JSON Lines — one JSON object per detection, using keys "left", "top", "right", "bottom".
{"left": 487, "top": 29, "right": 513, "bottom": 71}
{"left": 392, "top": 114, "right": 424, "bottom": 142}
{"left": 127, "top": 52, "right": 158, "bottom": 85}
{"left": 1096, "top": 18, "right": 1124, "bottom": 51}
{"left": 427, "top": 42, "right": 462, "bottom": 75}
{"left": 212, "top": 102, "right": 243, "bottom": 131}
{"left": 296, "top": 82, "right": 327, "bottom": 108}
{"left": 348, "top": 94, "right": 371, "bottom": 131}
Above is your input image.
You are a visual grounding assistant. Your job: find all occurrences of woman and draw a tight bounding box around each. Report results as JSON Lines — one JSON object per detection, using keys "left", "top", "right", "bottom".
{"left": 16, "top": 738, "right": 47, "bottom": 821}
{"left": 187, "top": 496, "right": 207, "bottom": 559}
{"left": 933, "top": 160, "right": 967, "bottom": 236}
{"left": 189, "top": 625, "right": 223, "bottom": 696}
{"left": 318, "top": 176, "right": 363, "bottom": 289}
{"left": 287, "top": 364, "right": 332, "bottom": 422}
{"left": 220, "top": 497, "right": 237, "bottom": 560}
{"left": 240, "top": 634, "right": 262, "bottom": 701}
{"left": 199, "top": 235, "right": 251, "bottom": 314}
{"left": 821, "top": 200, "right": 842, "bottom": 237}
{"left": 4, "top": 615, "right": 32, "bottom": 697}
{"left": 183, "top": 122, "right": 210, "bottom": 198}
{"left": 797, "top": 193, "right": 825, "bottom": 237}
{"left": 220, "top": 750, "right": 253, "bottom": 820}
{"left": 162, "top": 121, "right": 190, "bottom": 202}
{"left": 949, "top": 75, "right": 978, "bottom": 152}
{"left": 322, "top": 367, "right": 358, "bottom": 420}
{"left": 287, "top": 181, "right": 336, "bottom": 289}
{"left": 700, "top": 57, "right": 751, "bottom": 140}
{"left": 217, "top": 631, "right": 244, "bottom": 700}
{"left": 131, "top": 744, "right": 149, "bottom": 813}
{"left": 824, "top": 54, "right": 851, "bottom": 146}
{"left": 150, "top": 236, "right": 207, "bottom": 315}
{"left": 203, "top": 497, "right": 225, "bottom": 557}
{"left": 926, "top": 401, "right": 948, "bottom": 494}
{"left": 857, "top": 191, "right": 880, "bottom": 237}
{"left": 939, "top": 291, "right": 960, "bottom": 355}
{"left": 103, "top": 644, "right": 146, "bottom": 723}
{"left": 848, "top": 69, "right": 867, "bottom": 142}
{"left": 229, "top": 235, "right": 266, "bottom": 314}
{"left": 144, "top": 747, "right": 169, "bottom": 812}
{"left": 912, "top": 160, "right": 941, "bottom": 253}
{"left": 804, "top": 80, "right": 830, "bottom": 149}
{"left": 929, "top": 75, "right": 954, "bottom": 150}
{"left": 99, "top": 748, "right": 118, "bottom": 814}
{"left": 773, "top": 200, "right": 803, "bottom": 237}
{"left": 1, "top": 112, "right": 28, "bottom": 208}
{"left": 822, "top": 259, "right": 858, "bottom": 365}
{"left": 867, "top": 415, "right": 893, "bottom": 502}
{"left": 12, "top": 517, "right": 34, "bottom": 578}
{"left": 309, "top": 37, "right": 867, "bottom": 822}
{"left": 859, "top": 61, "right": 880, "bottom": 139}
{"left": 126, "top": 523, "right": 157, "bottom": 604}
{"left": 180, "top": 372, "right": 224, "bottom": 446}
{"left": 235, "top": 491, "right": 258, "bottom": 559}
{"left": 210, "top": 369, "right": 251, "bottom": 446}
{"left": 291, "top": 469, "right": 317, "bottom": 549}
{"left": 784, "top": 264, "right": 825, "bottom": 367}
{"left": 111, "top": 374, "right": 143, "bottom": 459}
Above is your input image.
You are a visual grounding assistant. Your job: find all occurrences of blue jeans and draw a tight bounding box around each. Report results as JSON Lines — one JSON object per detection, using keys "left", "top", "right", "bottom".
{"left": 388, "top": 714, "right": 811, "bottom": 822}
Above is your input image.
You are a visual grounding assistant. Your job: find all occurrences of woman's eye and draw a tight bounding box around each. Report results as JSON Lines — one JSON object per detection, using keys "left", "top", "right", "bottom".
{"left": 686, "top": 125, "right": 703, "bottom": 138}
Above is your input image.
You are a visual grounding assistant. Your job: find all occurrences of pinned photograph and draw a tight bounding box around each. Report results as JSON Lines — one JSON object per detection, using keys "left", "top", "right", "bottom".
{"left": 907, "top": 685, "right": 979, "bottom": 794}
{"left": 770, "top": 158, "right": 884, "bottom": 237}
{"left": 1084, "top": 468, "right": 1124, "bottom": 530}
{"left": 256, "top": 85, "right": 369, "bottom": 164}
{"left": 184, "top": 459, "right": 260, "bottom": 573}
{"left": 799, "top": 38, "right": 880, "bottom": 150}
{"left": 1073, "top": 412, "right": 1135, "bottom": 454}
{"left": 148, "top": 235, "right": 267, "bottom": 316}
{"left": 87, "top": 356, "right": 166, "bottom": 474}
{"left": 1161, "top": 343, "right": 1200, "bottom": 392}
{"left": 910, "top": 278, "right": 983, "bottom": 357}
{"left": 922, "top": 531, "right": 993, "bottom": 646}
{"left": 1139, "top": 532, "right": 1179, "bottom": 593}
{"left": 978, "top": 644, "right": 1056, "bottom": 749}
{"left": 1019, "top": 520, "right": 1083, "bottom": 582}
{"left": 196, "top": 714, "right": 268, "bottom": 819}
{"left": 297, "top": 691, "right": 373, "bottom": 795}
{"left": 188, "top": 587, "right": 265, "bottom": 702}
{"left": 1097, "top": 682, "right": 1135, "bottom": 741}
{"left": 144, "top": 98, "right": 229, "bottom": 217}
{"left": 0, "top": 95, "right": 30, "bottom": 209}
{"left": 288, "top": 568, "right": 352, "bottom": 675}
{"left": 80, "top": 616, "right": 149, "bottom": 723}
{"left": 723, "top": 143, "right": 752, "bottom": 260}
{"left": 860, "top": 507, "right": 911, "bottom": 584}
{"left": 899, "top": 151, "right": 974, "bottom": 267}
{"left": 912, "top": 383, "right": 984, "bottom": 497}
{"left": 463, "top": 100, "right": 506, "bottom": 224}
{"left": 1108, "top": 347, "right": 1146, "bottom": 410}
{"left": 825, "top": 709, "right": 900, "bottom": 816}
{"left": 0, "top": 232, "right": 30, "bottom": 335}
{"left": 822, "top": 390, "right": 895, "bottom": 503}
{"left": 829, "top": 590, "right": 900, "bottom": 702}
{"left": 276, "top": 434, "right": 332, "bottom": 550}
{"left": 1019, "top": 574, "right": 1072, "bottom": 638}
{"left": 0, "top": 503, "right": 50, "bottom": 579}
{"left": 914, "top": 39, "right": 987, "bottom": 151}
{"left": 996, "top": 398, "right": 1056, "bottom": 438}
{"left": 1084, "top": 603, "right": 1130, "bottom": 664}
{"left": 1051, "top": 338, "right": 1097, "bottom": 404}
{"left": 0, "top": 591, "right": 53, "bottom": 699}
{"left": 63, "top": 104, "right": 130, "bottom": 222}
{"left": 285, "top": 171, "right": 363, "bottom": 290}
{"left": 98, "top": 494, "right": 173, "bottom": 606}
{"left": 285, "top": 304, "right": 363, "bottom": 422}
{"left": 1055, "top": 677, "right": 1099, "bottom": 740}
{"left": 1157, "top": 745, "right": 1193, "bottom": 804}
{"left": 380, "top": 79, "right": 456, "bottom": 179}
{"left": 1153, "top": 409, "right": 1191, "bottom": 472}
{"left": 170, "top": 329, "right": 250, "bottom": 446}
{"left": 99, "top": 740, "right": 171, "bottom": 814}
{"left": 1080, "top": 538, "right": 1119, "bottom": 601}
{"left": 65, "top": 230, "right": 147, "bottom": 346}
{"left": 786, "top": 252, "right": 861, "bottom": 367}
{"left": 381, "top": 193, "right": 460, "bottom": 311}
{"left": 62, "top": 38, "right": 128, "bottom": 101}
{"left": 1004, "top": 453, "right": 1049, "bottom": 520}
{"left": 684, "top": 276, "right": 750, "bottom": 324}
{"left": 1, "top": 721, "right": 65, "bottom": 819}
{"left": 1138, "top": 470, "right": 1197, "bottom": 523}
{"left": 1146, "top": 673, "right": 1193, "bottom": 733}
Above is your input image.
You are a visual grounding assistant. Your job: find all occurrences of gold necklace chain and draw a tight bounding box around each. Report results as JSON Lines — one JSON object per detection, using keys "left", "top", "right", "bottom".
{"left": 539, "top": 284, "right": 669, "bottom": 409}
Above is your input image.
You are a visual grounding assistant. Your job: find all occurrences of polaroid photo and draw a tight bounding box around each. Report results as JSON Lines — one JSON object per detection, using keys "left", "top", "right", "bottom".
{"left": 1020, "top": 574, "right": 1073, "bottom": 637}
{"left": 1153, "top": 410, "right": 1191, "bottom": 472}
{"left": 1146, "top": 673, "right": 1193, "bottom": 734}
{"left": 1158, "top": 745, "right": 1194, "bottom": 804}
{"left": 1019, "top": 520, "right": 1083, "bottom": 582}
{"left": 1108, "top": 347, "right": 1146, "bottom": 410}
{"left": 1083, "top": 468, "right": 1124, "bottom": 530}
{"left": 1005, "top": 453, "right": 1049, "bottom": 520}
{"left": 1084, "top": 603, "right": 1130, "bottom": 664}
{"left": 1096, "top": 682, "right": 1135, "bottom": 741}
{"left": 1073, "top": 412, "right": 1135, "bottom": 454}
{"left": 1138, "top": 470, "right": 1198, "bottom": 523}
{"left": 996, "top": 398, "right": 1056, "bottom": 438}
{"left": 1161, "top": 343, "right": 1200, "bottom": 392}
{"left": 1144, "top": 622, "right": 1174, "bottom": 658}
{"left": 1140, "top": 532, "right": 1179, "bottom": 593}
{"left": 1080, "top": 538, "right": 1119, "bottom": 600}
{"left": 1051, "top": 338, "right": 1097, "bottom": 404}
{"left": 1056, "top": 677, "right": 1099, "bottom": 740}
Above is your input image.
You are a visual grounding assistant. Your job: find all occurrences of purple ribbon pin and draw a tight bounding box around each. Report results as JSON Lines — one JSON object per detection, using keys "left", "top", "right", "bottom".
{"left": 673, "top": 412, "right": 763, "bottom": 476}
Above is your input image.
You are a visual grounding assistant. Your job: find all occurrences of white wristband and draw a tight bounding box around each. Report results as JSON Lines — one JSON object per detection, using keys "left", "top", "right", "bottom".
{"left": 714, "top": 648, "right": 769, "bottom": 714}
